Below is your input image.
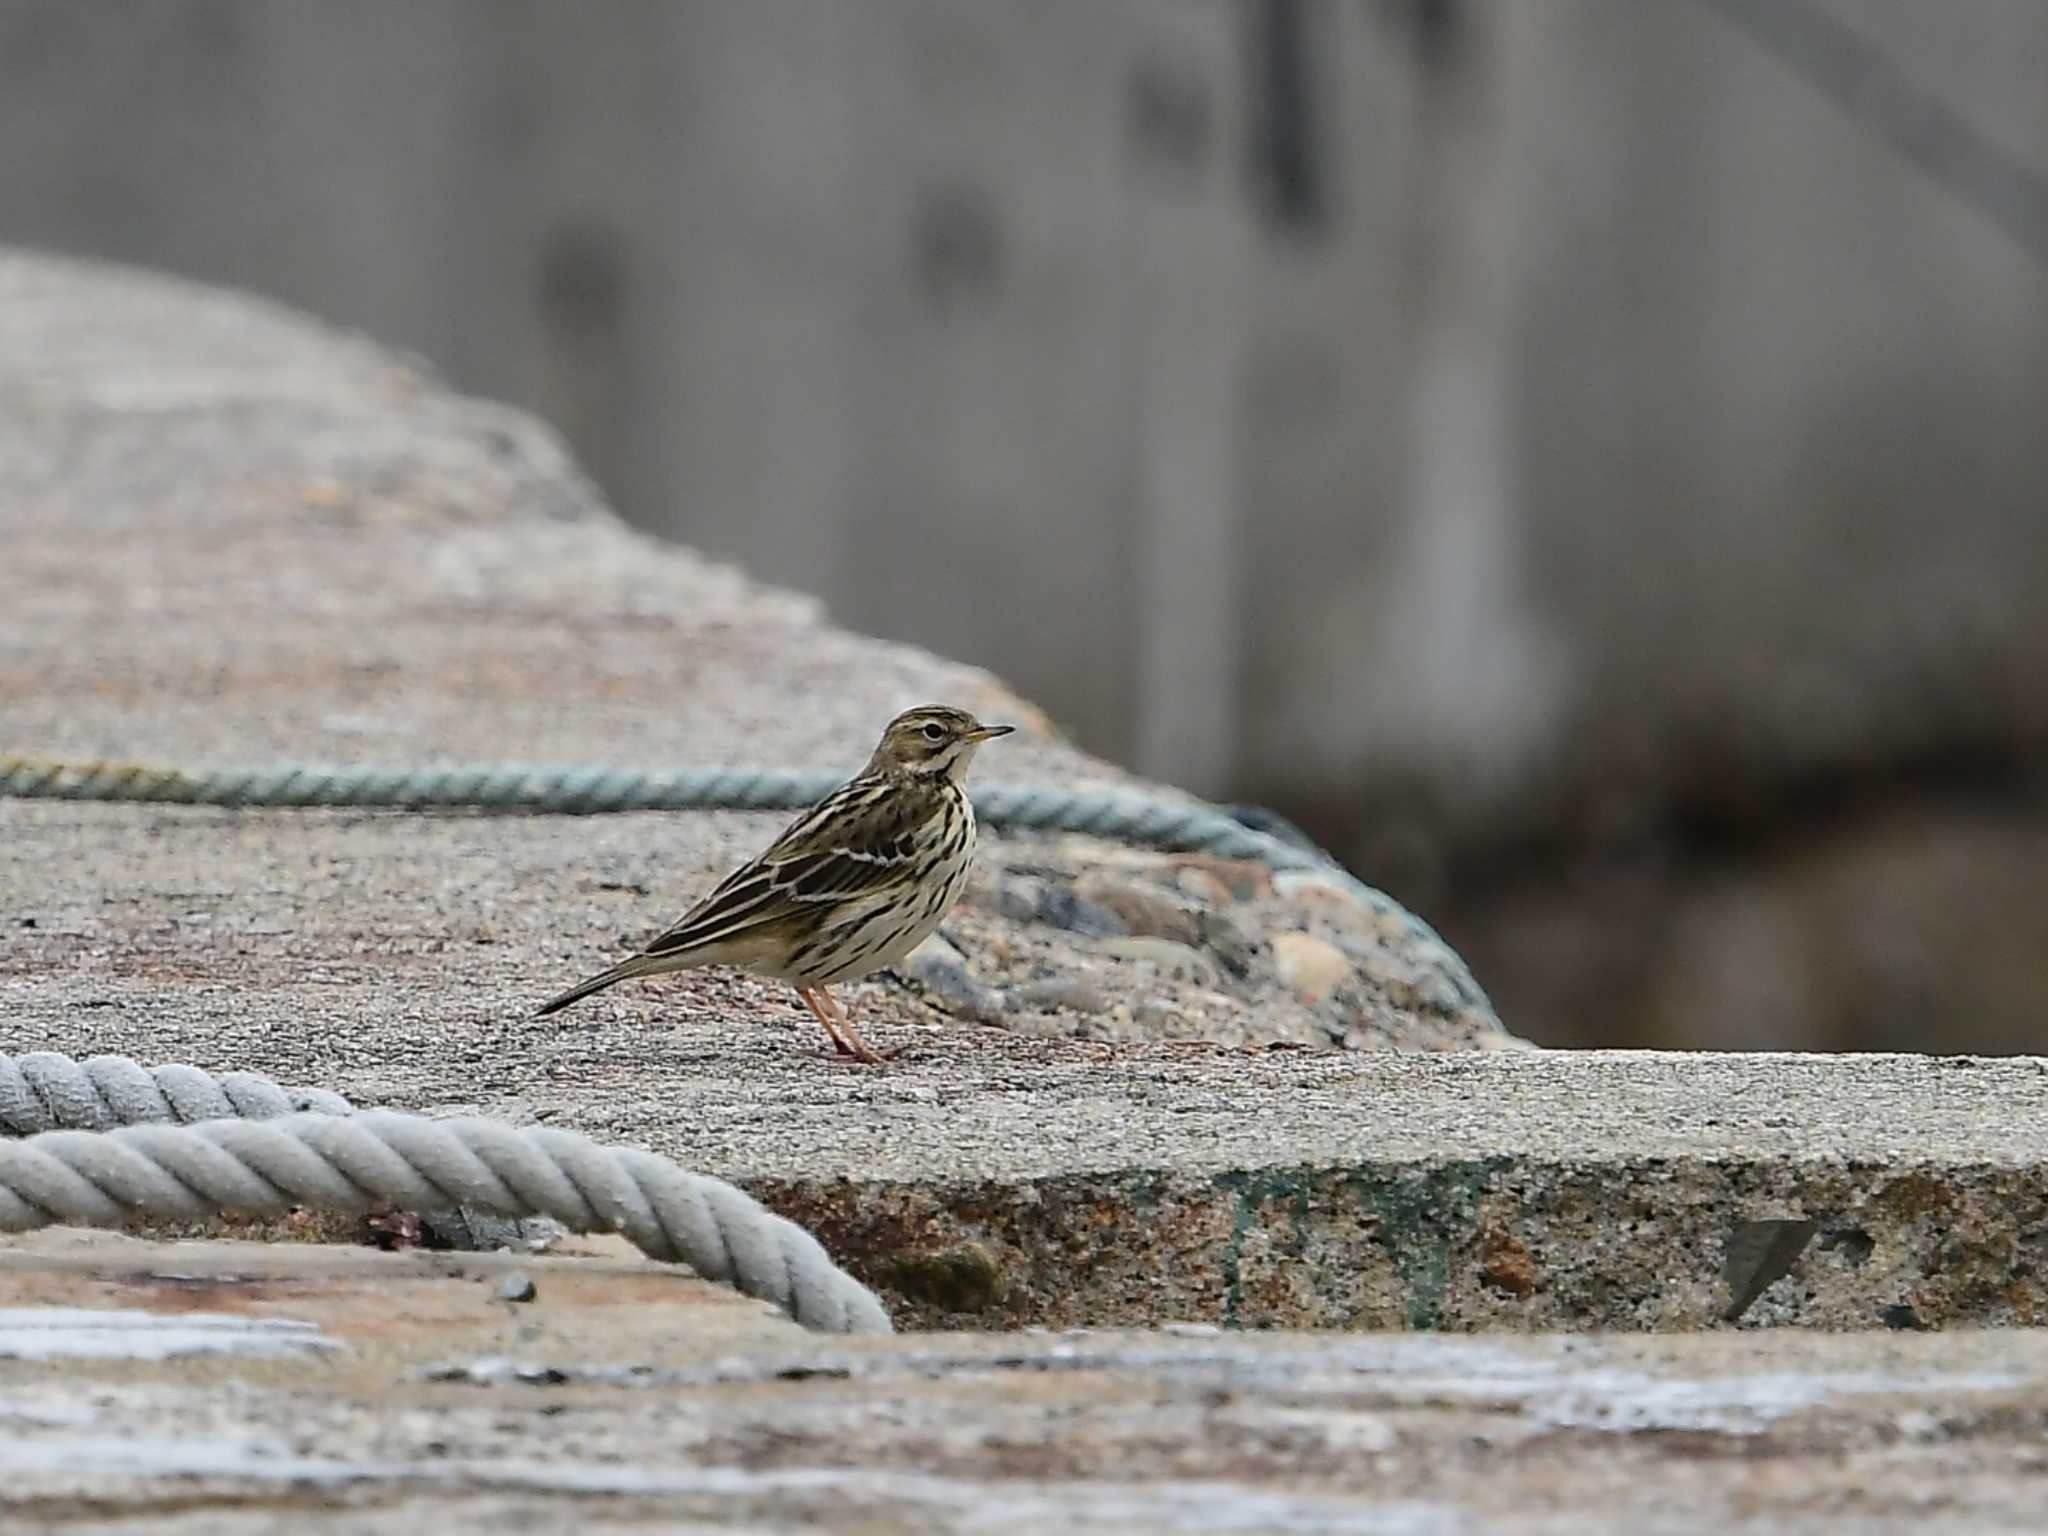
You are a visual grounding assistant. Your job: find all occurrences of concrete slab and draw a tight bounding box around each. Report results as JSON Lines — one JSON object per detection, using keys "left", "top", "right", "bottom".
{"left": 3, "top": 1232, "right": 2048, "bottom": 1533}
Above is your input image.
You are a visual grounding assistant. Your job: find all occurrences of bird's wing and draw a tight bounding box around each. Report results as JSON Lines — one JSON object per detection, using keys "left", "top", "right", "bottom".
{"left": 637, "top": 776, "right": 945, "bottom": 959}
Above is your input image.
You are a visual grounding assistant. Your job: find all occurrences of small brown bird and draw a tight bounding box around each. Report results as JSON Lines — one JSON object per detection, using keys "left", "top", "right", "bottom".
{"left": 536, "top": 705, "right": 1013, "bottom": 1062}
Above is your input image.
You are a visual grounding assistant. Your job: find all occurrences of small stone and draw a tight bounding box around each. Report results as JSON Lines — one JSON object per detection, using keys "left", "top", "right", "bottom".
{"left": 1038, "top": 884, "right": 1127, "bottom": 937}
{"left": 910, "top": 930, "right": 967, "bottom": 968}
{"left": 1479, "top": 1228, "right": 1539, "bottom": 1298}
{"left": 1079, "top": 879, "right": 1204, "bottom": 945}
{"left": 1197, "top": 909, "right": 1264, "bottom": 978}
{"left": 494, "top": 1272, "right": 537, "bottom": 1303}
{"left": 1272, "top": 870, "right": 1359, "bottom": 906}
{"left": 1098, "top": 936, "right": 1223, "bottom": 987}
{"left": 365, "top": 1205, "right": 422, "bottom": 1251}
{"left": 1132, "top": 998, "right": 1185, "bottom": 1032}
{"left": 421, "top": 1207, "right": 557, "bottom": 1253}
{"left": 996, "top": 879, "right": 1127, "bottom": 938}
{"left": 1174, "top": 855, "right": 1271, "bottom": 900}
{"left": 1012, "top": 977, "right": 1111, "bottom": 1015}
{"left": 901, "top": 936, "right": 1005, "bottom": 1023}
{"left": 1270, "top": 931, "right": 1351, "bottom": 1004}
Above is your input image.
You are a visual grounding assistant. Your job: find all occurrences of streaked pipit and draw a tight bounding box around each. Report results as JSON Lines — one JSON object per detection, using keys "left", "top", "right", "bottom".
{"left": 536, "top": 705, "right": 1013, "bottom": 1062}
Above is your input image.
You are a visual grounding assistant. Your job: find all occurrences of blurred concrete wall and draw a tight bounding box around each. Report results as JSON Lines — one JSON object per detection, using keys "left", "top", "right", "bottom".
{"left": 4, "top": 0, "right": 2047, "bottom": 1051}
{"left": 0, "top": 0, "right": 1256, "bottom": 793}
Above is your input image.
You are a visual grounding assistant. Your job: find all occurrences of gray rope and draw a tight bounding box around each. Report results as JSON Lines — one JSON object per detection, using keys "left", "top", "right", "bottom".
{"left": 0, "top": 1049, "right": 536, "bottom": 1251}
{"left": 0, "top": 754, "right": 1492, "bottom": 1016}
{"left": 0, "top": 1107, "right": 891, "bottom": 1335}
{"left": 0, "top": 1050, "right": 885, "bottom": 1332}
{"left": 0, "top": 1050, "right": 349, "bottom": 1135}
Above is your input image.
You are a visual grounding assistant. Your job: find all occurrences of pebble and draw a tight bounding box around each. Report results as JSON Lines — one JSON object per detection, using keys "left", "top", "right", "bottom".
{"left": 1011, "top": 977, "right": 1112, "bottom": 1016}
{"left": 1132, "top": 999, "right": 1184, "bottom": 1032}
{"left": 1272, "top": 870, "right": 1360, "bottom": 907}
{"left": 1197, "top": 909, "right": 1264, "bottom": 978}
{"left": 910, "top": 931, "right": 968, "bottom": 968}
{"left": 1098, "top": 936, "right": 1223, "bottom": 988}
{"left": 1173, "top": 855, "right": 1271, "bottom": 901}
{"left": 996, "top": 879, "right": 1127, "bottom": 938}
{"left": 1269, "top": 931, "right": 1352, "bottom": 1004}
{"left": 1078, "top": 879, "right": 1203, "bottom": 945}
{"left": 494, "top": 1272, "right": 537, "bottom": 1304}
{"left": 901, "top": 936, "right": 1006, "bottom": 1023}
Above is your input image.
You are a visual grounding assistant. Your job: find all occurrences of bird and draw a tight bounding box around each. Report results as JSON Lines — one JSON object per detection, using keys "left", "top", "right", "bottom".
{"left": 535, "top": 705, "right": 1014, "bottom": 1063}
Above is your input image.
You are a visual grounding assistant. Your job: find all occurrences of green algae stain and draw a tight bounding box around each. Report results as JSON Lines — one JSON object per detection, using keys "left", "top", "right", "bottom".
{"left": 1351, "top": 1158, "right": 1513, "bottom": 1329}
{"left": 1125, "top": 1168, "right": 1165, "bottom": 1217}
{"left": 1211, "top": 1169, "right": 1316, "bottom": 1329}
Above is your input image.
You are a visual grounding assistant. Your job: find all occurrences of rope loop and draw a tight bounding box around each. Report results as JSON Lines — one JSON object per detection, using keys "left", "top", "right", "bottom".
{"left": 0, "top": 1050, "right": 888, "bottom": 1334}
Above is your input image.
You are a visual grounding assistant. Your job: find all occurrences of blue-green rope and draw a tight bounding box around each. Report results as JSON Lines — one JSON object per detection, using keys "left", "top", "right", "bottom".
{"left": 1, "top": 753, "right": 1494, "bottom": 1019}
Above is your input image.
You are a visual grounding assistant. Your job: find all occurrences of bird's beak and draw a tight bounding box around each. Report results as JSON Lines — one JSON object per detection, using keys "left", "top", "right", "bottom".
{"left": 967, "top": 723, "right": 1016, "bottom": 742}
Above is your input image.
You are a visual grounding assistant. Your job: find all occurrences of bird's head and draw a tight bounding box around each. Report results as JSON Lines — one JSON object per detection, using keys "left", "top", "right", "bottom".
{"left": 867, "top": 705, "right": 1014, "bottom": 782}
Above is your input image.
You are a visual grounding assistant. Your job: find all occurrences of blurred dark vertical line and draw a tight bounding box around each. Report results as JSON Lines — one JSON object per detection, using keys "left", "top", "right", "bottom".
{"left": 1692, "top": 0, "right": 2048, "bottom": 270}
{"left": 1403, "top": 0, "right": 1465, "bottom": 75}
{"left": 535, "top": 219, "right": 629, "bottom": 509}
{"left": 1385, "top": 0, "right": 1481, "bottom": 348}
{"left": 1249, "top": 0, "right": 1324, "bottom": 233}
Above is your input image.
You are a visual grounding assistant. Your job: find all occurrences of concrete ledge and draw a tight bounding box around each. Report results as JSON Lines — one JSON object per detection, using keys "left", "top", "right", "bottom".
{"left": 65, "top": 1047, "right": 2043, "bottom": 1336}
{"left": 680, "top": 1051, "right": 2048, "bottom": 1332}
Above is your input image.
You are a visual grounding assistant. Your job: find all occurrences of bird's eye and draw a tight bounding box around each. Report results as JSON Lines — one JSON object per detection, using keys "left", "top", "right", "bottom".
{"left": 921, "top": 722, "right": 945, "bottom": 742}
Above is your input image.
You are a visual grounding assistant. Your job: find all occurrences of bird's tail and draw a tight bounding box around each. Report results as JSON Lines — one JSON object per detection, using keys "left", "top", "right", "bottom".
{"left": 534, "top": 953, "right": 667, "bottom": 1016}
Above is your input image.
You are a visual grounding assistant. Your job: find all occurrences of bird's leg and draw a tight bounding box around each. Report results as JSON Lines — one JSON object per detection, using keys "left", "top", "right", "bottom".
{"left": 796, "top": 986, "right": 856, "bottom": 1056}
{"left": 814, "top": 985, "right": 900, "bottom": 1064}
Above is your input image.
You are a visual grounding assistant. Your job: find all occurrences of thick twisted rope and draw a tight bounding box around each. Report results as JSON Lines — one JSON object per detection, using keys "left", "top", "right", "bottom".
{"left": 0, "top": 755, "right": 1491, "bottom": 1016}
{"left": 0, "top": 1048, "right": 541, "bottom": 1252}
{"left": 0, "top": 1103, "right": 890, "bottom": 1334}
{"left": 0, "top": 1049, "right": 350, "bottom": 1134}
{"left": 0, "top": 1049, "right": 887, "bottom": 1333}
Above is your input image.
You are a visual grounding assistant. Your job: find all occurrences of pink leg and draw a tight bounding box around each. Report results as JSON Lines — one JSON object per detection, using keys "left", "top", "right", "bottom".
{"left": 814, "top": 985, "right": 899, "bottom": 1064}
{"left": 796, "top": 985, "right": 858, "bottom": 1057}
